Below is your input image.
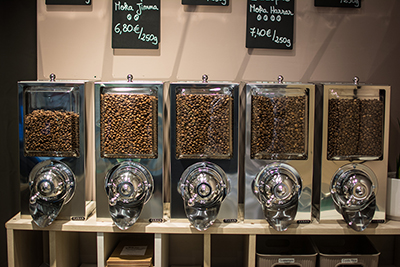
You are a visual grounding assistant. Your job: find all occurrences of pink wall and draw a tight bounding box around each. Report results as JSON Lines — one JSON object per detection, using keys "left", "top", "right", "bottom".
{"left": 37, "top": 0, "right": 400, "bottom": 172}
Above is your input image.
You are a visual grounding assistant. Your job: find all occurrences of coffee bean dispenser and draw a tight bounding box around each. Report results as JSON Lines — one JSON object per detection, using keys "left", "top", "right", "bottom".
{"left": 244, "top": 76, "right": 315, "bottom": 231}
{"left": 95, "top": 76, "right": 163, "bottom": 230}
{"left": 169, "top": 75, "right": 239, "bottom": 231}
{"left": 18, "top": 74, "right": 94, "bottom": 227}
{"left": 317, "top": 77, "right": 390, "bottom": 231}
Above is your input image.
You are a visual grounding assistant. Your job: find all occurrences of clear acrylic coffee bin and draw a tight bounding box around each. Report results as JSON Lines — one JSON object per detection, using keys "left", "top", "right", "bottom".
{"left": 312, "top": 235, "right": 380, "bottom": 267}
{"left": 174, "top": 84, "right": 234, "bottom": 160}
{"left": 256, "top": 236, "right": 317, "bottom": 267}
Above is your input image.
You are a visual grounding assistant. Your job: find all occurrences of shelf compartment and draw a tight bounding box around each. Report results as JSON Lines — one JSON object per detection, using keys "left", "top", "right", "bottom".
{"left": 168, "top": 234, "right": 204, "bottom": 267}
{"left": 7, "top": 229, "right": 49, "bottom": 267}
{"left": 50, "top": 231, "right": 96, "bottom": 267}
{"left": 211, "top": 234, "right": 247, "bottom": 267}
{"left": 98, "top": 232, "right": 156, "bottom": 267}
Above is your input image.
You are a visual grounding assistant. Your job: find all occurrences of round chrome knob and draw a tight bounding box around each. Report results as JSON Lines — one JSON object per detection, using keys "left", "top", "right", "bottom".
{"left": 274, "top": 183, "right": 289, "bottom": 199}
{"left": 198, "top": 183, "right": 212, "bottom": 198}
{"left": 120, "top": 182, "right": 134, "bottom": 197}
{"left": 38, "top": 180, "right": 53, "bottom": 195}
{"left": 354, "top": 184, "right": 367, "bottom": 199}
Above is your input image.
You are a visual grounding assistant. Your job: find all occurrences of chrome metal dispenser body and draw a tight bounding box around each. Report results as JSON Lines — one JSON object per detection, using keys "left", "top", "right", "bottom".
{"left": 18, "top": 78, "right": 93, "bottom": 227}
{"left": 169, "top": 79, "right": 239, "bottom": 231}
{"left": 318, "top": 81, "right": 390, "bottom": 231}
{"left": 95, "top": 80, "right": 163, "bottom": 230}
{"left": 244, "top": 81, "right": 315, "bottom": 231}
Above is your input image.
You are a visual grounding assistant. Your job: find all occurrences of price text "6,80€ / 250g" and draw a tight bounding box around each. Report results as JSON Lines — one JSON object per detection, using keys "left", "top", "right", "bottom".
{"left": 114, "top": 23, "right": 158, "bottom": 46}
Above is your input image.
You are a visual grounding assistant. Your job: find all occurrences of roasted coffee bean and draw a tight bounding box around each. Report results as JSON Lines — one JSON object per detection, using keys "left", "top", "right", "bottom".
{"left": 327, "top": 98, "right": 383, "bottom": 159}
{"left": 175, "top": 94, "right": 233, "bottom": 159}
{"left": 24, "top": 109, "right": 79, "bottom": 156}
{"left": 359, "top": 99, "right": 384, "bottom": 156}
{"left": 251, "top": 95, "right": 306, "bottom": 160}
{"left": 327, "top": 98, "right": 360, "bottom": 158}
{"left": 100, "top": 94, "right": 157, "bottom": 158}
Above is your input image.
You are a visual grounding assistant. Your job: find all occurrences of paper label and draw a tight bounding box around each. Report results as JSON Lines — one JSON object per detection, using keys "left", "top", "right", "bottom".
{"left": 120, "top": 246, "right": 147, "bottom": 256}
{"left": 341, "top": 258, "right": 358, "bottom": 263}
{"left": 278, "top": 258, "right": 295, "bottom": 263}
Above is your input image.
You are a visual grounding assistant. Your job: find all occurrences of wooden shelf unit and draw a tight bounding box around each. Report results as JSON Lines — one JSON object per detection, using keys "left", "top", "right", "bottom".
{"left": 7, "top": 212, "right": 400, "bottom": 267}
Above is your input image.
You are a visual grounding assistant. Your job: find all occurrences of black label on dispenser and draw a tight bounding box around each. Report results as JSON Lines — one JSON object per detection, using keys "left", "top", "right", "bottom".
{"left": 246, "top": 0, "right": 294, "bottom": 49}
{"left": 149, "top": 218, "right": 164, "bottom": 223}
{"left": 46, "top": 0, "right": 91, "bottom": 5}
{"left": 112, "top": 0, "right": 160, "bottom": 49}
{"left": 182, "top": 0, "right": 229, "bottom": 6}
{"left": 314, "top": 0, "right": 361, "bottom": 8}
{"left": 71, "top": 216, "right": 86, "bottom": 221}
{"left": 223, "top": 219, "right": 238, "bottom": 223}
{"left": 296, "top": 220, "right": 311, "bottom": 224}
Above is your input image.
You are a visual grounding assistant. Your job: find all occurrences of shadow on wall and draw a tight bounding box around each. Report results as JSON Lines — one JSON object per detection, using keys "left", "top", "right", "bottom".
{"left": 366, "top": 1, "right": 400, "bottom": 172}
{"left": 0, "top": 1, "right": 37, "bottom": 267}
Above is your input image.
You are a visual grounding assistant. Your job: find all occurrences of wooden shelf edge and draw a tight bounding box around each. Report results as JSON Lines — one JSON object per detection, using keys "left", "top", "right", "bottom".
{"left": 6, "top": 213, "right": 400, "bottom": 235}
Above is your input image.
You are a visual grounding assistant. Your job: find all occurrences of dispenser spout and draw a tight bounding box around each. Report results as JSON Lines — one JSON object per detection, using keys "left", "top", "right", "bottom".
{"left": 105, "top": 161, "right": 154, "bottom": 230}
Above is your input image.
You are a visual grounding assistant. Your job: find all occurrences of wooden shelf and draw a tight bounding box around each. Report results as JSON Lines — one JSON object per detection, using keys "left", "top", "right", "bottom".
{"left": 8, "top": 212, "right": 400, "bottom": 267}
{"left": 7, "top": 212, "right": 400, "bottom": 235}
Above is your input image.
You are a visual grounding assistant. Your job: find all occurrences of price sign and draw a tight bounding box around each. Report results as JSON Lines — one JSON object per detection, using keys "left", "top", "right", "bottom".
{"left": 112, "top": 0, "right": 160, "bottom": 49}
{"left": 182, "top": 0, "right": 229, "bottom": 6}
{"left": 46, "top": 0, "right": 91, "bottom": 4}
{"left": 314, "top": 0, "right": 361, "bottom": 8}
{"left": 246, "top": 0, "right": 294, "bottom": 50}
